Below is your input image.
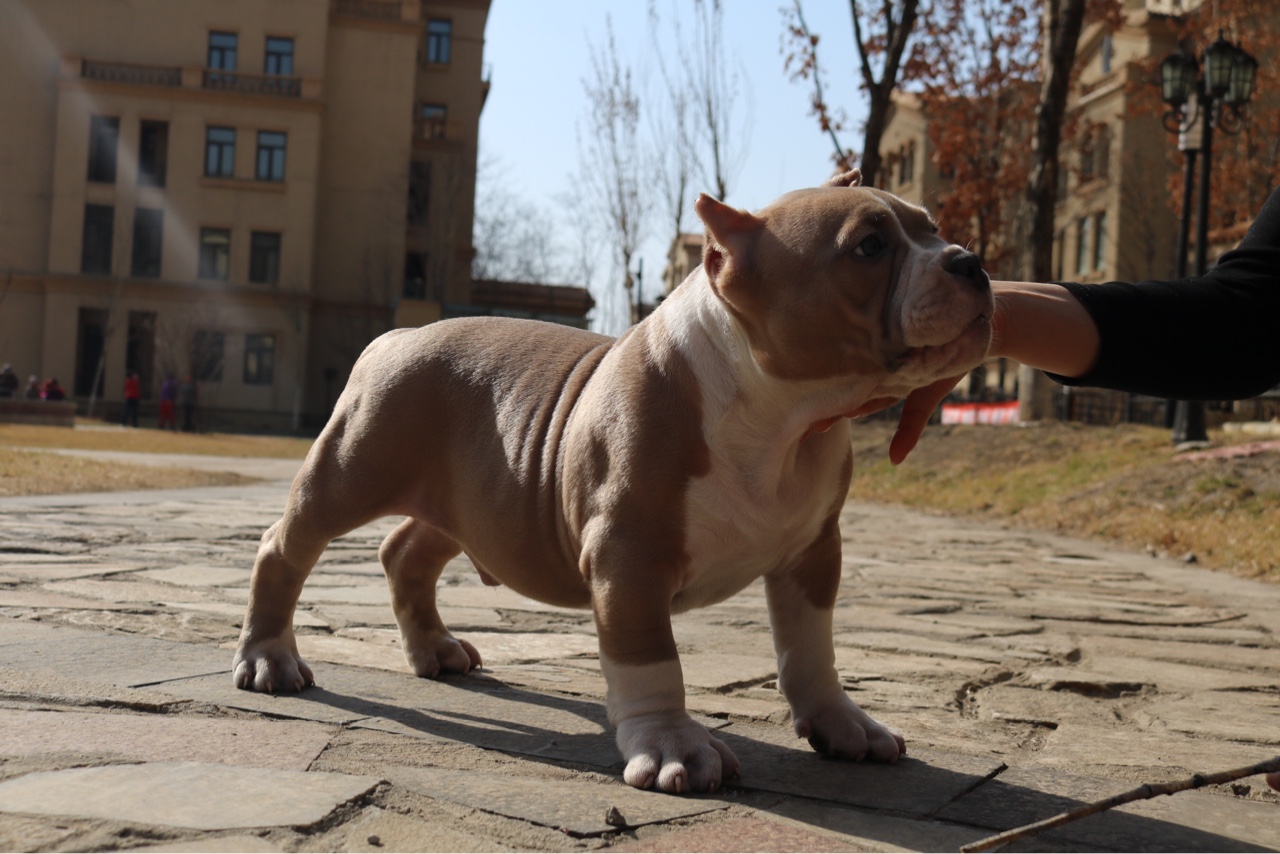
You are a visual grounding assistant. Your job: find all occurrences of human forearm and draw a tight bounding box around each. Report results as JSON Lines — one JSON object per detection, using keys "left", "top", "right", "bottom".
{"left": 989, "top": 280, "right": 1100, "bottom": 379}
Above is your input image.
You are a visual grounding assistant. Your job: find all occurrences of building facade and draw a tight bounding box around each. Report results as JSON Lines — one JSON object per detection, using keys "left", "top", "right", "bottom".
{"left": 0, "top": 0, "right": 492, "bottom": 431}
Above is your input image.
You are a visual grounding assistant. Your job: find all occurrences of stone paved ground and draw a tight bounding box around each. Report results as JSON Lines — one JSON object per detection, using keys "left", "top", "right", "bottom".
{"left": 0, "top": 453, "right": 1277, "bottom": 852}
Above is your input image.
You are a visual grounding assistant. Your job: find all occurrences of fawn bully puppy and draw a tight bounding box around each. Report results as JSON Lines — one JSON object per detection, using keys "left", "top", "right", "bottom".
{"left": 233, "top": 170, "right": 993, "bottom": 794}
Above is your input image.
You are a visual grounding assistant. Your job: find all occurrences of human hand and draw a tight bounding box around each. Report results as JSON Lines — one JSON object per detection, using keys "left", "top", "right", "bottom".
{"left": 887, "top": 374, "right": 964, "bottom": 465}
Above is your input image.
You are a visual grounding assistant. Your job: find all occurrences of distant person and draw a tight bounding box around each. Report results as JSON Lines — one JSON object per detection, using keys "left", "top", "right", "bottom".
{"left": 158, "top": 373, "right": 179, "bottom": 430}
{"left": 0, "top": 364, "right": 18, "bottom": 398}
{"left": 122, "top": 371, "right": 141, "bottom": 427}
{"left": 179, "top": 374, "right": 198, "bottom": 432}
{"left": 24, "top": 375, "right": 41, "bottom": 400}
{"left": 41, "top": 378, "right": 66, "bottom": 401}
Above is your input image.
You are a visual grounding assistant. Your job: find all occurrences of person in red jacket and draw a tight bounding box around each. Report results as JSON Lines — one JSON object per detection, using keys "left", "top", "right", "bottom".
{"left": 122, "top": 371, "right": 141, "bottom": 428}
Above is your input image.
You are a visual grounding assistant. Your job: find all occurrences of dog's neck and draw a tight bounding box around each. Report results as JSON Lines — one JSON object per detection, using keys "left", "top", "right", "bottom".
{"left": 654, "top": 271, "right": 879, "bottom": 483}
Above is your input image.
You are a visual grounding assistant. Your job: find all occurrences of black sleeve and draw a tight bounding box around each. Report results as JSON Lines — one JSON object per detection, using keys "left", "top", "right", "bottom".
{"left": 1046, "top": 187, "right": 1280, "bottom": 400}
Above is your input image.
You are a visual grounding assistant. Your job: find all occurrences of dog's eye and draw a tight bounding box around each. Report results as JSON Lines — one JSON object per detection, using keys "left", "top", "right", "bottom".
{"left": 854, "top": 234, "right": 888, "bottom": 258}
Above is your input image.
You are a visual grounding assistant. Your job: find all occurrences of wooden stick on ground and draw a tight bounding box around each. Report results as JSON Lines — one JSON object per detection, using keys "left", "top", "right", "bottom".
{"left": 960, "top": 755, "right": 1280, "bottom": 853}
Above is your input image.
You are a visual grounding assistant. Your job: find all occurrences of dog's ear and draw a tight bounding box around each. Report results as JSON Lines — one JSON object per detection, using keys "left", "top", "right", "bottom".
{"left": 822, "top": 169, "right": 863, "bottom": 188}
{"left": 695, "top": 193, "right": 761, "bottom": 286}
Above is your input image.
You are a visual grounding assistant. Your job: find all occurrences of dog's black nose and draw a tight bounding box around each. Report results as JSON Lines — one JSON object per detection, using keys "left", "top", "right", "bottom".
{"left": 944, "top": 249, "right": 985, "bottom": 282}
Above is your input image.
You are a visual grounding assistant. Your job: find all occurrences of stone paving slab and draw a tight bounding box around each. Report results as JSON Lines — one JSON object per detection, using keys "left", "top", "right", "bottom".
{"left": 0, "top": 708, "right": 335, "bottom": 771}
{"left": 0, "top": 623, "right": 230, "bottom": 687}
{"left": 611, "top": 815, "right": 870, "bottom": 852}
{"left": 0, "top": 761, "right": 379, "bottom": 830}
{"left": 721, "top": 721, "right": 1007, "bottom": 815}
{"left": 386, "top": 764, "right": 731, "bottom": 836}
{"left": 935, "top": 765, "right": 1278, "bottom": 852}
{"left": 2, "top": 477, "right": 1279, "bottom": 851}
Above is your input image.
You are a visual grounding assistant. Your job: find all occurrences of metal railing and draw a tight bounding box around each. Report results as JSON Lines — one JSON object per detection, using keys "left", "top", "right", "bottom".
{"left": 202, "top": 70, "right": 301, "bottom": 98}
{"left": 333, "top": 0, "right": 403, "bottom": 21}
{"left": 81, "top": 59, "right": 181, "bottom": 88}
{"left": 413, "top": 117, "right": 457, "bottom": 142}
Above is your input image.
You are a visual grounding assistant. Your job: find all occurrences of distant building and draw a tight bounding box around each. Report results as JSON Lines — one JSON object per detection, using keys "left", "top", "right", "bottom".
{"left": 0, "top": 0, "right": 587, "bottom": 432}
{"left": 662, "top": 232, "right": 705, "bottom": 296}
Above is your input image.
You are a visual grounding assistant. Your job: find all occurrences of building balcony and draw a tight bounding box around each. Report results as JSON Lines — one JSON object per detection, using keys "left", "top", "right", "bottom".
{"left": 413, "top": 117, "right": 464, "bottom": 144}
{"left": 70, "top": 56, "right": 321, "bottom": 101}
{"left": 80, "top": 59, "right": 181, "bottom": 88}
{"left": 331, "top": 0, "right": 420, "bottom": 24}
{"left": 201, "top": 70, "right": 301, "bottom": 98}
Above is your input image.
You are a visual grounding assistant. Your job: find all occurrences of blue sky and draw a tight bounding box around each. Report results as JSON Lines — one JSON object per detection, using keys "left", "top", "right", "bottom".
{"left": 477, "top": 0, "right": 870, "bottom": 329}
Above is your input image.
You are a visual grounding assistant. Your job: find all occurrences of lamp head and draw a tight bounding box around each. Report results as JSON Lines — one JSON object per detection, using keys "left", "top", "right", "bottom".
{"left": 1160, "top": 51, "right": 1197, "bottom": 107}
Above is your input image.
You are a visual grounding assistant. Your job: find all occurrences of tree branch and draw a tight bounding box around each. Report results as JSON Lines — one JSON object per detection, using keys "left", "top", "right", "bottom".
{"left": 961, "top": 755, "right": 1280, "bottom": 853}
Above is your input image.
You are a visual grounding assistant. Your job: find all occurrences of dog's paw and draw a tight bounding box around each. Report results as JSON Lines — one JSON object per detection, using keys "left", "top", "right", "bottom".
{"left": 233, "top": 638, "right": 314, "bottom": 693}
{"left": 615, "top": 711, "right": 740, "bottom": 794}
{"left": 795, "top": 694, "right": 905, "bottom": 763}
{"left": 402, "top": 629, "right": 483, "bottom": 678}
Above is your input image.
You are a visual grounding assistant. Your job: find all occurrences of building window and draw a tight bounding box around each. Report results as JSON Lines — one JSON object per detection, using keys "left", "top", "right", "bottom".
{"left": 1094, "top": 125, "right": 1112, "bottom": 182}
{"left": 264, "top": 37, "right": 294, "bottom": 75}
{"left": 198, "top": 228, "right": 231, "bottom": 280}
{"left": 418, "top": 103, "right": 447, "bottom": 140}
{"left": 425, "top": 19, "right": 452, "bottom": 64}
{"left": 205, "top": 127, "right": 236, "bottom": 177}
{"left": 407, "top": 161, "right": 431, "bottom": 225}
{"left": 138, "top": 120, "right": 169, "bottom": 187}
{"left": 1075, "top": 216, "right": 1091, "bottom": 276}
{"left": 249, "top": 231, "right": 281, "bottom": 285}
{"left": 1093, "top": 211, "right": 1107, "bottom": 271}
{"left": 243, "top": 334, "right": 275, "bottom": 385}
{"left": 87, "top": 115, "right": 119, "bottom": 183}
{"left": 193, "top": 330, "right": 225, "bottom": 382}
{"left": 208, "top": 31, "right": 238, "bottom": 72}
{"left": 1101, "top": 33, "right": 1114, "bottom": 75}
{"left": 131, "top": 208, "right": 163, "bottom": 278}
{"left": 404, "top": 252, "right": 427, "bottom": 298}
{"left": 256, "top": 131, "right": 287, "bottom": 181}
{"left": 81, "top": 204, "right": 114, "bottom": 275}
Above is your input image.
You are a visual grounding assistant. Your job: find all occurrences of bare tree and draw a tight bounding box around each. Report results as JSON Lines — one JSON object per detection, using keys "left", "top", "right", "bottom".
{"left": 473, "top": 153, "right": 563, "bottom": 284}
{"left": 575, "top": 18, "right": 648, "bottom": 333}
{"left": 647, "top": 0, "right": 750, "bottom": 301}
{"left": 784, "top": 0, "right": 922, "bottom": 186}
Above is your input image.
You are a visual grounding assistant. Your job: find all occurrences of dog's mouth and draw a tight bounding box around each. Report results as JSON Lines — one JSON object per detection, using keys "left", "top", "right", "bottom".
{"left": 897, "top": 311, "right": 991, "bottom": 367}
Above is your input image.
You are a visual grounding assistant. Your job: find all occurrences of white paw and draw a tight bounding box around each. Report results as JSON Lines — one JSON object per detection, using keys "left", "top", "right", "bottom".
{"left": 615, "top": 711, "right": 740, "bottom": 793}
{"left": 233, "top": 637, "right": 314, "bottom": 693}
{"left": 794, "top": 693, "right": 905, "bottom": 762}
{"left": 401, "top": 628, "right": 483, "bottom": 679}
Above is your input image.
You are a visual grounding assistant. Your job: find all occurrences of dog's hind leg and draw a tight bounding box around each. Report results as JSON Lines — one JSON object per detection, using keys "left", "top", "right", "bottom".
{"left": 379, "top": 518, "right": 482, "bottom": 678}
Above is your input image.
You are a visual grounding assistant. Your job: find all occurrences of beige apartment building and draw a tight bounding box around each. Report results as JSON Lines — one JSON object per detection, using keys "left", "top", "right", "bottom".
{"left": 0, "top": 0, "right": 498, "bottom": 431}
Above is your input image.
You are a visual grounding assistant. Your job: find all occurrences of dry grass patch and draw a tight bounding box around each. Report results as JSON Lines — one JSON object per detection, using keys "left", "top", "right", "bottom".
{"left": 849, "top": 420, "right": 1280, "bottom": 583}
{"left": 0, "top": 447, "right": 251, "bottom": 497}
{"left": 0, "top": 421, "right": 310, "bottom": 497}
{"left": 0, "top": 422, "right": 313, "bottom": 458}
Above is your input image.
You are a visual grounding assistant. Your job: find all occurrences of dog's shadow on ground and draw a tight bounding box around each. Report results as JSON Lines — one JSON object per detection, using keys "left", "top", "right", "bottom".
{"left": 285, "top": 667, "right": 1265, "bottom": 852}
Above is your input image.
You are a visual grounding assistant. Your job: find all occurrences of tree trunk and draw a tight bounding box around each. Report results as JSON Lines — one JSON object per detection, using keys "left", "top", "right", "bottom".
{"left": 1020, "top": 0, "right": 1088, "bottom": 421}
{"left": 849, "top": 0, "right": 920, "bottom": 189}
{"left": 1026, "top": 0, "right": 1087, "bottom": 282}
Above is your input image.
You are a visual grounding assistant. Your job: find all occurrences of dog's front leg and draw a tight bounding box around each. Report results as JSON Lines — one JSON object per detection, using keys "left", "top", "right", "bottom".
{"left": 765, "top": 525, "right": 905, "bottom": 763}
{"left": 592, "top": 571, "right": 739, "bottom": 794}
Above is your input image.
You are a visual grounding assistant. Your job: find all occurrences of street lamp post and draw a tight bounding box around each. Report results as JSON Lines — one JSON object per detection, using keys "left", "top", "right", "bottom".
{"left": 1159, "top": 32, "right": 1257, "bottom": 446}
